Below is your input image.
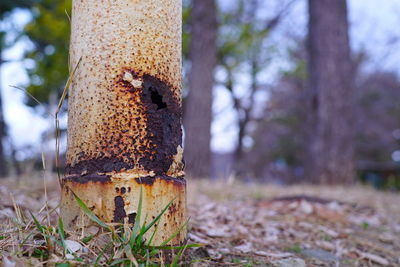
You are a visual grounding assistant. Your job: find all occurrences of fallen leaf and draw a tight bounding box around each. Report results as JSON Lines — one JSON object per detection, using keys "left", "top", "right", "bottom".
{"left": 315, "top": 205, "right": 346, "bottom": 223}
{"left": 254, "top": 251, "right": 293, "bottom": 258}
{"left": 298, "top": 200, "right": 313, "bottom": 214}
{"left": 188, "top": 233, "right": 209, "bottom": 244}
{"left": 65, "top": 240, "right": 82, "bottom": 253}
{"left": 272, "top": 257, "right": 306, "bottom": 267}
{"left": 234, "top": 242, "right": 252, "bottom": 253}
{"left": 205, "top": 228, "right": 229, "bottom": 238}
{"left": 315, "top": 240, "right": 335, "bottom": 251}
{"left": 2, "top": 256, "right": 16, "bottom": 267}
{"left": 318, "top": 226, "right": 339, "bottom": 238}
{"left": 354, "top": 250, "right": 389, "bottom": 266}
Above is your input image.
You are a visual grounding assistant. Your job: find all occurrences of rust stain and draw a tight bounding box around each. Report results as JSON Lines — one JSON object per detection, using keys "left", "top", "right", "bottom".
{"left": 137, "top": 72, "right": 182, "bottom": 175}
{"left": 66, "top": 157, "right": 134, "bottom": 177}
{"left": 64, "top": 174, "right": 185, "bottom": 188}
{"left": 66, "top": 71, "right": 183, "bottom": 177}
{"left": 128, "top": 213, "right": 136, "bottom": 224}
{"left": 113, "top": 196, "right": 126, "bottom": 223}
{"left": 63, "top": 174, "right": 112, "bottom": 184}
{"left": 66, "top": 0, "right": 183, "bottom": 180}
{"left": 168, "top": 202, "right": 177, "bottom": 214}
{"left": 135, "top": 175, "right": 185, "bottom": 187}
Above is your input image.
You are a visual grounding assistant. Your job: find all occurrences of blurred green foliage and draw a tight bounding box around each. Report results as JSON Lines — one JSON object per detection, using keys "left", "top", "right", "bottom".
{"left": 0, "top": 0, "right": 36, "bottom": 17}
{"left": 24, "top": 0, "right": 71, "bottom": 107}
{"left": 1, "top": 1, "right": 37, "bottom": 50}
{"left": 182, "top": 0, "right": 191, "bottom": 61}
{"left": 217, "top": 2, "right": 272, "bottom": 74}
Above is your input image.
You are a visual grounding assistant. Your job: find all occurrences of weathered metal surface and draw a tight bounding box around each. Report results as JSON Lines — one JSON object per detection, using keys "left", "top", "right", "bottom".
{"left": 61, "top": 0, "right": 186, "bottom": 245}
{"left": 61, "top": 176, "right": 186, "bottom": 245}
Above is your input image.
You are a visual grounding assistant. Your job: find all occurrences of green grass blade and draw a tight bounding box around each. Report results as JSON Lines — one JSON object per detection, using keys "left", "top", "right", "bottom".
{"left": 159, "top": 219, "right": 189, "bottom": 247}
{"left": 57, "top": 217, "right": 69, "bottom": 254}
{"left": 109, "top": 258, "right": 129, "bottom": 266}
{"left": 141, "top": 198, "right": 175, "bottom": 236}
{"left": 136, "top": 214, "right": 149, "bottom": 247}
{"left": 146, "top": 223, "right": 158, "bottom": 246}
{"left": 81, "top": 235, "right": 94, "bottom": 244}
{"left": 149, "top": 243, "right": 201, "bottom": 258}
{"left": 170, "top": 242, "right": 188, "bottom": 267}
{"left": 20, "top": 229, "right": 35, "bottom": 246}
{"left": 30, "top": 211, "right": 44, "bottom": 234}
{"left": 152, "top": 243, "right": 202, "bottom": 250}
{"left": 93, "top": 242, "right": 113, "bottom": 267}
{"left": 124, "top": 244, "right": 139, "bottom": 266}
{"left": 43, "top": 233, "right": 64, "bottom": 249}
{"left": 72, "top": 190, "right": 110, "bottom": 230}
{"left": 130, "top": 186, "right": 143, "bottom": 247}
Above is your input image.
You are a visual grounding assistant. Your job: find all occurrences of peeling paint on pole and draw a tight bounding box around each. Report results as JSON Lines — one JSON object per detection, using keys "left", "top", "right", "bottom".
{"left": 60, "top": 0, "right": 186, "bottom": 245}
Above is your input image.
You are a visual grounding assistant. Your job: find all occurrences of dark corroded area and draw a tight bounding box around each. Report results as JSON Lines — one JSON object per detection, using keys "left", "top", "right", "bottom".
{"left": 113, "top": 196, "right": 126, "bottom": 223}
{"left": 63, "top": 174, "right": 185, "bottom": 188}
{"left": 65, "top": 156, "right": 133, "bottom": 177}
{"left": 138, "top": 73, "right": 182, "bottom": 175}
{"left": 62, "top": 174, "right": 112, "bottom": 184}
{"left": 66, "top": 71, "right": 182, "bottom": 176}
{"left": 135, "top": 175, "right": 185, "bottom": 186}
{"left": 128, "top": 213, "right": 136, "bottom": 224}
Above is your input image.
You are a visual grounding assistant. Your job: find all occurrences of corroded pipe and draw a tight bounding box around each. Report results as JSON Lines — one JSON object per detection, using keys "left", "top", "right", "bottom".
{"left": 60, "top": 0, "right": 186, "bottom": 245}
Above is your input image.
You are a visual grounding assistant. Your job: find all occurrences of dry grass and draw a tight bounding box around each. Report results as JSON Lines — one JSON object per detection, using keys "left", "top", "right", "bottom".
{"left": 0, "top": 174, "right": 193, "bottom": 266}
{"left": 1, "top": 175, "right": 400, "bottom": 266}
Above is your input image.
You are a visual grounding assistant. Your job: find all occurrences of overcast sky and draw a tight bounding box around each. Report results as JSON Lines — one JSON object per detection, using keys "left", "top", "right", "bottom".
{"left": 1, "top": 0, "right": 399, "bottom": 158}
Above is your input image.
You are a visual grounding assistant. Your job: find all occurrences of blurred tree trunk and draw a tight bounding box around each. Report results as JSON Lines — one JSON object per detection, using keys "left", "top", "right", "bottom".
{"left": 184, "top": 0, "right": 217, "bottom": 178}
{"left": 234, "top": 58, "right": 258, "bottom": 172}
{"left": 0, "top": 1, "right": 39, "bottom": 178}
{"left": 0, "top": 43, "right": 7, "bottom": 177}
{"left": 305, "top": 0, "right": 355, "bottom": 184}
{"left": 10, "top": 142, "right": 21, "bottom": 176}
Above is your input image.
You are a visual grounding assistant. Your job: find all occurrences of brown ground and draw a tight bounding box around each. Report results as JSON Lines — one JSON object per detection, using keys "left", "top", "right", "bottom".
{"left": 1, "top": 175, "right": 400, "bottom": 266}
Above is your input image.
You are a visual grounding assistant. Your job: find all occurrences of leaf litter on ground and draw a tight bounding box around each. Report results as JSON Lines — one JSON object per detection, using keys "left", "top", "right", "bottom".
{"left": 1, "top": 176, "right": 400, "bottom": 266}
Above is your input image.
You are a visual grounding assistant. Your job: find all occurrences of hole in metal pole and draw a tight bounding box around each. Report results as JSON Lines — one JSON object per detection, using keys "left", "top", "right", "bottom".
{"left": 113, "top": 196, "right": 126, "bottom": 223}
{"left": 149, "top": 87, "right": 167, "bottom": 110}
{"left": 128, "top": 212, "right": 136, "bottom": 224}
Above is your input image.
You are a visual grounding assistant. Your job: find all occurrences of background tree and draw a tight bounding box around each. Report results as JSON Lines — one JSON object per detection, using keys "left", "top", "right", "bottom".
{"left": 355, "top": 70, "right": 400, "bottom": 188}
{"left": 0, "top": 0, "right": 36, "bottom": 177}
{"left": 184, "top": 0, "right": 217, "bottom": 178}
{"left": 0, "top": 32, "right": 7, "bottom": 177}
{"left": 244, "top": 37, "right": 400, "bottom": 187}
{"left": 217, "top": 0, "right": 296, "bottom": 174}
{"left": 305, "top": 0, "right": 355, "bottom": 184}
{"left": 244, "top": 42, "right": 308, "bottom": 183}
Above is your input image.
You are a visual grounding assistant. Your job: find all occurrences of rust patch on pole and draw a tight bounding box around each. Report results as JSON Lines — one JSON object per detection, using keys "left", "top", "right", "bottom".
{"left": 64, "top": 72, "right": 183, "bottom": 176}
{"left": 61, "top": 0, "right": 186, "bottom": 245}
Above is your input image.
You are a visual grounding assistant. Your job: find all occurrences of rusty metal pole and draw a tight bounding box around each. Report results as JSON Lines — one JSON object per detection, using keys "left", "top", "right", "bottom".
{"left": 60, "top": 0, "right": 186, "bottom": 245}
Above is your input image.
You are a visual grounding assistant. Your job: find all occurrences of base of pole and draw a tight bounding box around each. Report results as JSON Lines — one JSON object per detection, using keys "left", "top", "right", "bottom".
{"left": 60, "top": 174, "right": 186, "bottom": 245}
